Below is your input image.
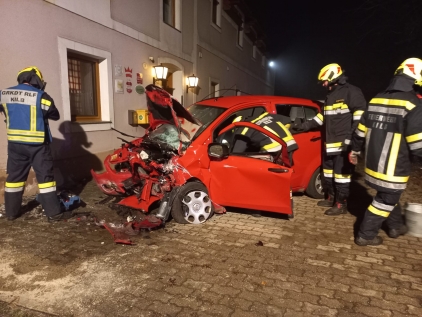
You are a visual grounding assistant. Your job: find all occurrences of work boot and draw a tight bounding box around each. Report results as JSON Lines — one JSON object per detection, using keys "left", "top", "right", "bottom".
{"left": 317, "top": 195, "right": 334, "bottom": 207}
{"left": 388, "top": 225, "right": 408, "bottom": 238}
{"left": 324, "top": 202, "right": 347, "bottom": 216}
{"left": 48, "top": 211, "right": 73, "bottom": 222}
{"left": 354, "top": 236, "right": 383, "bottom": 246}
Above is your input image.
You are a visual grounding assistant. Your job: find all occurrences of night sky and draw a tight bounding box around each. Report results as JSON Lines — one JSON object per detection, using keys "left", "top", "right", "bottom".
{"left": 244, "top": 0, "right": 422, "bottom": 101}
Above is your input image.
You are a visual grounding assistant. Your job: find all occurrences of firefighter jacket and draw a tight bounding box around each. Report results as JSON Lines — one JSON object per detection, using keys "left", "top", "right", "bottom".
{"left": 0, "top": 84, "right": 59, "bottom": 144}
{"left": 294, "top": 82, "right": 366, "bottom": 155}
{"left": 233, "top": 112, "right": 298, "bottom": 154}
{"left": 351, "top": 75, "right": 422, "bottom": 192}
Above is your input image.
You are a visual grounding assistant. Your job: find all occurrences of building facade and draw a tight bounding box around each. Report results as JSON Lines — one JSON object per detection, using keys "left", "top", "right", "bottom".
{"left": 0, "top": 0, "right": 274, "bottom": 202}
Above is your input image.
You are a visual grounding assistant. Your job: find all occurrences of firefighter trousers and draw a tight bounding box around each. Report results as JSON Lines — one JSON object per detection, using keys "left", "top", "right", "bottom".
{"left": 322, "top": 151, "right": 355, "bottom": 202}
{"left": 5, "top": 142, "right": 61, "bottom": 218}
{"left": 358, "top": 191, "right": 403, "bottom": 240}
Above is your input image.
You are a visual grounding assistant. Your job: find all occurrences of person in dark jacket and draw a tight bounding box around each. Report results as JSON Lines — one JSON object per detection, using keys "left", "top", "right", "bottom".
{"left": 291, "top": 63, "right": 366, "bottom": 215}
{"left": 350, "top": 58, "right": 422, "bottom": 246}
{"left": 232, "top": 112, "right": 298, "bottom": 166}
{"left": 0, "top": 66, "right": 72, "bottom": 221}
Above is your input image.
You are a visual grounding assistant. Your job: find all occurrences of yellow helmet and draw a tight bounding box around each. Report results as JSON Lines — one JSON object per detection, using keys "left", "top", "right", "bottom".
{"left": 318, "top": 63, "right": 343, "bottom": 83}
{"left": 395, "top": 58, "right": 422, "bottom": 86}
{"left": 17, "top": 66, "right": 46, "bottom": 90}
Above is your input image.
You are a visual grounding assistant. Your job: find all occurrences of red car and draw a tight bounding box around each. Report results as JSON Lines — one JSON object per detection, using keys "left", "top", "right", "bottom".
{"left": 92, "top": 85, "right": 322, "bottom": 224}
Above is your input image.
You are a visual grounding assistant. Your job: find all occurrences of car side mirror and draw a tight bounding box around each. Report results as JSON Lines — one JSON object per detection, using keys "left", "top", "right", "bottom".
{"left": 208, "top": 143, "right": 229, "bottom": 159}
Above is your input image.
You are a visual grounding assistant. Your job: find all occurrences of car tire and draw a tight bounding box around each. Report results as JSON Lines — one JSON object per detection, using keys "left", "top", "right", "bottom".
{"left": 306, "top": 168, "right": 324, "bottom": 199}
{"left": 171, "top": 182, "right": 214, "bottom": 224}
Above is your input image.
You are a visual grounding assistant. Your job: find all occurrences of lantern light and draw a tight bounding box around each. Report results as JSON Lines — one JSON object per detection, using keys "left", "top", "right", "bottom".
{"left": 153, "top": 65, "right": 169, "bottom": 80}
{"left": 186, "top": 74, "right": 199, "bottom": 93}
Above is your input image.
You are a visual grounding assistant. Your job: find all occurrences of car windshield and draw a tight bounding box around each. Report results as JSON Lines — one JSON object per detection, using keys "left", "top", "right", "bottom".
{"left": 187, "top": 104, "right": 227, "bottom": 140}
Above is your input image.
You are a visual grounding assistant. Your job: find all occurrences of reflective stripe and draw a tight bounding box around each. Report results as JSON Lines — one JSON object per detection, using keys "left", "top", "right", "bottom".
{"left": 368, "top": 204, "right": 390, "bottom": 217}
{"left": 41, "top": 104, "right": 49, "bottom": 111}
{"left": 378, "top": 132, "right": 393, "bottom": 174}
{"left": 7, "top": 136, "right": 44, "bottom": 142}
{"left": 6, "top": 182, "right": 25, "bottom": 188}
{"left": 326, "top": 147, "right": 342, "bottom": 153}
{"left": 365, "top": 168, "right": 409, "bottom": 183}
{"left": 323, "top": 169, "right": 333, "bottom": 174}
{"left": 251, "top": 112, "right": 269, "bottom": 123}
{"left": 263, "top": 125, "right": 280, "bottom": 137}
{"left": 324, "top": 173, "right": 333, "bottom": 178}
{"left": 353, "top": 110, "right": 364, "bottom": 121}
{"left": 286, "top": 139, "right": 296, "bottom": 147}
{"left": 344, "top": 139, "right": 350, "bottom": 145}
{"left": 7, "top": 129, "right": 44, "bottom": 136}
{"left": 314, "top": 113, "right": 324, "bottom": 125}
{"left": 367, "top": 105, "right": 406, "bottom": 116}
{"left": 262, "top": 142, "right": 282, "bottom": 151}
{"left": 357, "top": 123, "right": 367, "bottom": 134}
{"left": 386, "top": 133, "right": 401, "bottom": 176}
{"left": 370, "top": 98, "right": 416, "bottom": 111}
{"left": 275, "top": 122, "right": 294, "bottom": 142}
{"left": 324, "top": 103, "right": 349, "bottom": 111}
{"left": 41, "top": 99, "right": 51, "bottom": 106}
{"left": 325, "top": 109, "right": 350, "bottom": 115}
{"left": 39, "top": 186, "right": 57, "bottom": 194}
{"left": 326, "top": 142, "right": 342, "bottom": 148}
{"left": 372, "top": 200, "right": 395, "bottom": 212}
{"left": 38, "top": 181, "right": 56, "bottom": 189}
{"left": 356, "top": 129, "right": 365, "bottom": 138}
{"left": 406, "top": 133, "right": 422, "bottom": 143}
{"left": 409, "top": 141, "right": 422, "bottom": 150}
{"left": 30, "top": 105, "right": 36, "bottom": 132}
{"left": 365, "top": 174, "right": 407, "bottom": 190}
{"left": 241, "top": 127, "right": 249, "bottom": 135}
{"left": 334, "top": 174, "right": 352, "bottom": 183}
{"left": 5, "top": 187, "right": 24, "bottom": 192}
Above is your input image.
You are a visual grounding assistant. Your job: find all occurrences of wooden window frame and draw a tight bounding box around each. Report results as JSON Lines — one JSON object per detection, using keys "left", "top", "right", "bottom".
{"left": 68, "top": 53, "right": 102, "bottom": 123}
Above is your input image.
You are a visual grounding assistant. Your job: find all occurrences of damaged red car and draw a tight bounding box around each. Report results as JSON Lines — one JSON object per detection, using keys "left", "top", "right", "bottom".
{"left": 92, "top": 85, "right": 323, "bottom": 225}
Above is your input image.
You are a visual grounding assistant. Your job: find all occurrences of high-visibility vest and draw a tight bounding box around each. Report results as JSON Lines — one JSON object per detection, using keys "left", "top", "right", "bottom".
{"left": 0, "top": 84, "right": 47, "bottom": 144}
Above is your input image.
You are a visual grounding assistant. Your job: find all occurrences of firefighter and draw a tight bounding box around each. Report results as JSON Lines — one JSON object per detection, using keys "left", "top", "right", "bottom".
{"left": 0, "top": 67, "right": 72, "bottom": 221}
{"left": 291, "top": 63, "right": 366, "bottom": 215}
{"left": 231, "top": 112, "right": 298, "bottom": 166}
{"left": 350, "top": 58, "right": 422, "bottom": 246}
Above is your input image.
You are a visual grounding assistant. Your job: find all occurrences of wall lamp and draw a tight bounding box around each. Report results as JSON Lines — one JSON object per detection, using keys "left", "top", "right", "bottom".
{"left": 186, "top": 74, "right": 199, "bottom": 93}
{"left": 153, "top": 64, "right": 169, "bottom": 85}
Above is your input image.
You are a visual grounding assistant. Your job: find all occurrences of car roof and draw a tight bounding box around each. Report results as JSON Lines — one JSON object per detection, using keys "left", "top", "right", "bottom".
{"left": 195, "top": 95, "right": 321, "bottom": 109}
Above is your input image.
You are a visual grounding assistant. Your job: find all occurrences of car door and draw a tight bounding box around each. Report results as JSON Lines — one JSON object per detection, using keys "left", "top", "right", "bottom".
{"left": 275, "top": 104, "right": 322, "bottom": 191}
{"left": 208, "top": 122, "right": 293, "bottom": 215}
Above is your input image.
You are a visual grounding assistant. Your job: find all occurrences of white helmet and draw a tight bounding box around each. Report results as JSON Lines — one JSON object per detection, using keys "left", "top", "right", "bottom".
{"left": 395, "top": 58, "right": 422, "bottom": 86}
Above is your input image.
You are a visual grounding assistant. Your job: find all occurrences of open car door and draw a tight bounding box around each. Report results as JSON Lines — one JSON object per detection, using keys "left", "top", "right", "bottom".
{"left": 208, "top": 122, "right": 293, "bottom": 216}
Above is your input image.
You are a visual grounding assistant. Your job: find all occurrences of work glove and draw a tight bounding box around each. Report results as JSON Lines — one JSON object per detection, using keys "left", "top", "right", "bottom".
{"left": 348, "top": 151, "right": 360, "bottom": 165}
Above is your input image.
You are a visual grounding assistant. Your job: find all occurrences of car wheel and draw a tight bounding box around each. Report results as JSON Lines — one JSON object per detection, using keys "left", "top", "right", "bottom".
{"left": 171, "top": 182, "right": 214, "bottom": 224}
{"left": 306, "top": 168, "right": 324, "bottom": 199}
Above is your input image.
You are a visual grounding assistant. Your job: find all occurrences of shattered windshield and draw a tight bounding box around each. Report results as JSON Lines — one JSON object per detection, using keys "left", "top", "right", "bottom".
{"left": 187, "top": 104, "right": 227, "bottom": 140}
{"left": 146, "top": 124, "right": 182, "bottom": 152}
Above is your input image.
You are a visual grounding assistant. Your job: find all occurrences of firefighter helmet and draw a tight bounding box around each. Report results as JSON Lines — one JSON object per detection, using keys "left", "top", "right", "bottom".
{"left": 395, "top": 58, "right": 422, "bottom": 86}
{"left": 17, "top": 66, "right": 46, "bottom": 90}
{"left": 318, "top": 63, "right": 343, "bottom": 83}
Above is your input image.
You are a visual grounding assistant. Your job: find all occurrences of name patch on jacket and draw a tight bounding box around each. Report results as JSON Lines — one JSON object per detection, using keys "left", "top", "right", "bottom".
{"left": 1, "top": 89, "right": 38, "bottom": 105}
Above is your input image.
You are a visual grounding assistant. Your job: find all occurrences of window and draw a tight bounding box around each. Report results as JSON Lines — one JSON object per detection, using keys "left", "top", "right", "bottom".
{"left": 68, "top": 54, "right": 101, "bottom": 121}
{"left": 163, "top": 0, "right": 175, "bottom": 27}
{"left": 237, "top": 23, "right": 244, "bottom": 47}
{"left": 211, "top": 0, "right": 221, "bottom": 27}
{"left": 210, "top": 81, "right": 220, "bottom": 97}
{"left": 276, "top": 105, "right": 318, "bottom": 124}
{"left": 58, "top": 37, "right": 113, "bottom": 132}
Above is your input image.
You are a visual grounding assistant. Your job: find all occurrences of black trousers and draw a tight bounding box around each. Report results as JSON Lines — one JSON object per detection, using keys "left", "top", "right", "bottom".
{"left": 358, "top": 191, "right": 403, "bottom": 240}
{"left": 5, "top": 142, "right": 60, "bottom": 218}
{"left": 322, "top": 151, "right": 355, "bottom": 202}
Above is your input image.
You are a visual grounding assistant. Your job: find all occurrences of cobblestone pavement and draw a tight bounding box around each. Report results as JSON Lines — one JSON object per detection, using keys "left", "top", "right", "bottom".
{"left": 1, "top": 164, "right": 422, "bottom": 317}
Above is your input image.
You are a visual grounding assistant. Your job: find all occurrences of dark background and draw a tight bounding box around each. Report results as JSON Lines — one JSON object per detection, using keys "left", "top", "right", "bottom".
{"left": 244, "top": 0, "right": 422, "bottom": 101}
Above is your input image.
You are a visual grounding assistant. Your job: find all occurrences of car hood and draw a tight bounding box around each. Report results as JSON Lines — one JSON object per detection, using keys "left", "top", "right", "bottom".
{"left": 145, "top": 84, "right": 200, "bottom": 154}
